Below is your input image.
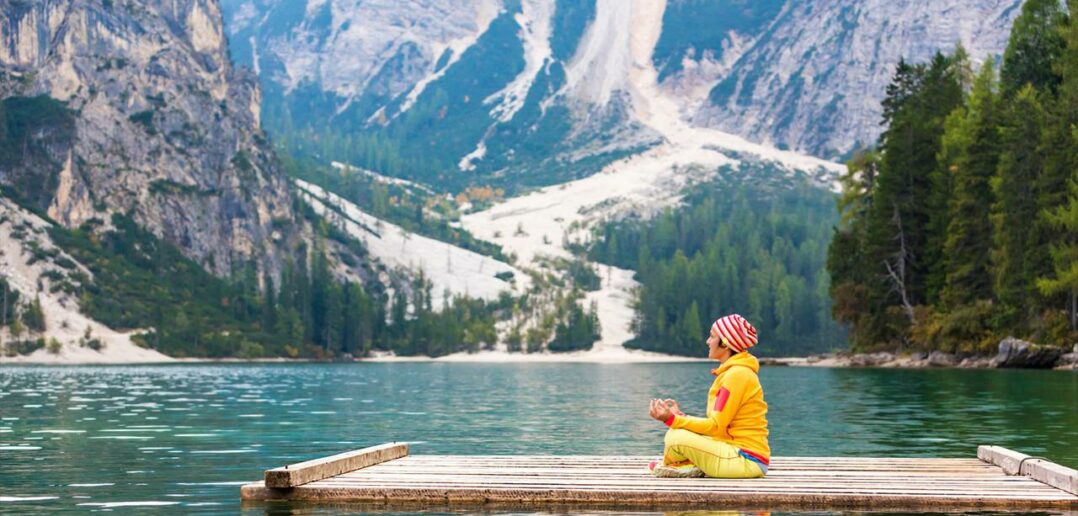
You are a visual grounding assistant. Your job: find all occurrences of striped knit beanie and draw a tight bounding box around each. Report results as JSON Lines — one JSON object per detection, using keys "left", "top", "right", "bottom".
{"left": 711, "top": 314, "right": 758, "bottom": 352}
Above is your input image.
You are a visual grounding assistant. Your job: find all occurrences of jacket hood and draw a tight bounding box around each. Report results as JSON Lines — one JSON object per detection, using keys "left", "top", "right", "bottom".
{"left": 711, "top": 351, "right": 760, "bottom": 376}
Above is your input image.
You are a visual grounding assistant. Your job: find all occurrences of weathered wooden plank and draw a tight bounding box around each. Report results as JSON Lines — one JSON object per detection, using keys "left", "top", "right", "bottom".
{"left": 243, "top": 448, "right": 1078, "bottom": 509}
{"left": 263, "top": 442, "right": 408, "bottom": 488}
{"left": 394, "top": 456, "right": 987, "bottom": 465}
{"left": 366, "top": 466, "right": 1002, "bottom": 475}
{"left": 349, "top": 471, "right": 1030, "bottom": 482}
{"left": 314, "top": 477, "right": 1069, "bottom": 492}
{"left": 240, "top": 483, "right": 1077, "bottom": 509}
{"left": 978, "top": 445, "right": 1078, "bottom": 495}
{"left": 328, "top": 478, "right": 1065, "bottom": 490}
{"left": 309, "top": 484, "right": 1070, "bottom": 497}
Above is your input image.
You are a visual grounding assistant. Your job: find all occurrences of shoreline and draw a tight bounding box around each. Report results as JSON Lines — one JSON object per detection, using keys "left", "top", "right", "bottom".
{"left": 2, "top": 349, "right": 1075, "bottom": 369}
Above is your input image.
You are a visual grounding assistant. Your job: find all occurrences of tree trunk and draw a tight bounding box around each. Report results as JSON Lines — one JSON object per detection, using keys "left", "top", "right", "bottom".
{"left": 887, "top": 204, "right": 916, "bottom": 325}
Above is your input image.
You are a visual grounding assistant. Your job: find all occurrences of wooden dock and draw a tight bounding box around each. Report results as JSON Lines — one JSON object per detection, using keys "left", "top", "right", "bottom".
{"left": 240, "top": 443, "right": 1078, "bottom": 510}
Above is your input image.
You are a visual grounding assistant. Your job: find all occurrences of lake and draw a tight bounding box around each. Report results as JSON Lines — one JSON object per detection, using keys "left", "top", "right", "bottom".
{"left": 0, "top": 363, "right": 1075, "bottom": 514}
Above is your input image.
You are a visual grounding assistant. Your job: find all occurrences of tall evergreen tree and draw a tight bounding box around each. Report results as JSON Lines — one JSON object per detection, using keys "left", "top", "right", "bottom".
{"left": 23, "top": 296, "right": 46, "bottom": 333}
{"left": 261, "top": 271, "right": 276, "bottom": 333}
{"left": 992, "top": 85, "right": 1046, "bottom": 329}
{"left": 828, "top": 151, "right": 880, "bottom": 346}
{"left": 1001, "top": 0, "right": 1067, "bottom": 96}
{"left": 940, "top": 61, "right": 1000, "bottom": 308}
{"left": 1037, "top": 179, "right": 1078, "bottom": 330}
{"left": 1034, "top": 0, "right": 1078, "bottom": 315}
{"left": 861, "top": 53, "right": 964, "bottom": 342}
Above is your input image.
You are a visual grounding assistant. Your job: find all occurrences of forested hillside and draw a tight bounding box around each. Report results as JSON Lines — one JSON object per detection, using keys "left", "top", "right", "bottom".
{"left": 43, "top": 211, "right": 503, "bottom": 358}
{"left": 828, "top": 0, "right": 1078, "bottom": 353}
{"left": 590, "top": 166, "right": 843, "bottom": 357}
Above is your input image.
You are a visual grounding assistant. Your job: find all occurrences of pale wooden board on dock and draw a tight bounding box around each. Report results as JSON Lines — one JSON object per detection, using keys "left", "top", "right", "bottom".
{"left": 264, "top": 442, "right": 407, "bottom": 488}
{"left": 242, "top": 447, "right": 1078, "bottom": 510}
{"left": 979, "top": 445, "right": 1078, "bottom": 495}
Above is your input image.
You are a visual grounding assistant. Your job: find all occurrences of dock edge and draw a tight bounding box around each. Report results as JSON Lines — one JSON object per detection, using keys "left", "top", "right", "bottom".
{"left": 978, "top": 445, "right": 1078, "bottom": 495}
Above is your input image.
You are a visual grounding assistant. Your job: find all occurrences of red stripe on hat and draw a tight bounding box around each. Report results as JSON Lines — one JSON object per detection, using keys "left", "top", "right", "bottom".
{"left": 735, "top": 316, "right": 754, "bottom": 348}
{"left": 719, "top": 316, "right": 748, "bottom": 352}
{"left": 713, "top": 318, "right": 737, "bottom": 351}
{"left": 736, "top": 314, "right": 759, "bottom": 345}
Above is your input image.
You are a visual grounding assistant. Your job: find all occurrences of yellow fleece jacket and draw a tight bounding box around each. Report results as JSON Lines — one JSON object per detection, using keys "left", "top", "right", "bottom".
{"left": 665, "top": 352, "right": 770, "bottom": 463}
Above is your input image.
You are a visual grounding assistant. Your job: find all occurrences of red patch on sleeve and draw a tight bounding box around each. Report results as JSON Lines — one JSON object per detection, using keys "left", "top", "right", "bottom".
{"left": 714, "top": 387, "right": 731, "bottom": 412}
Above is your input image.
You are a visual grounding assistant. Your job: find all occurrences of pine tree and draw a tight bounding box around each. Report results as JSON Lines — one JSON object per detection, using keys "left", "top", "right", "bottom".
{"left": 992, "top": 85, "right": 1046, "bottom": 328}
{"left": 1001, "top": 0, "right": 1067, "bottom": 96}
{"left": 1034, "top": 0, "right": 1078, "bottom": 315}
{"left": 828, "top": 152, "right": 878, "bottom": 345}
{"left": 23, "top": 296, "right": 46, "bottom": 333}
{"left": 927, "top": 104, "right": 967, "bottom": 303}
{"left": 261, "top": 271, "right": 276, "bottom": 333}
{"left": 1037, "top": 179, "right": 1078, "bottom": 330}
{"left": 861, "top": 54, "right": 963, "bottom": 343}
{"left": 941, "top": 61, "right": 1000, "bottom": 308}
{"left": 680, "top": 301, "right": 703, "bottom": 354}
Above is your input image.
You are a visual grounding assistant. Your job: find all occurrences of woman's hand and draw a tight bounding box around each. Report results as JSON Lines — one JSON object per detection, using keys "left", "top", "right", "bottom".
{"left": 663, "top": 399, "right": 681, "bottom": 415}
{"left": 649, "top": 399, "right": 673, "bottom": 422}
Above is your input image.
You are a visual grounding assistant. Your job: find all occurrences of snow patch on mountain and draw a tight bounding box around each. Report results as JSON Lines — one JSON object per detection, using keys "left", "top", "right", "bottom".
{"left": 295, "top": 179, "right": 526, "bottom": 310}
{"left": 562, "top": 0, "right": 636, "bottom": 107}
{"left": 569, "top": 0, "right": 845, "bottom": 180}
{"left": 458, "top": 141, "right": 488, "bottom": 172}
{"left": 486, "top": 0, "right": 554, "bottom": 123}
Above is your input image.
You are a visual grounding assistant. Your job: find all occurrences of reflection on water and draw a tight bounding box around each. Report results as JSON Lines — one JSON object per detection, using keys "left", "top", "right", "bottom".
{"left": 0, "top": 363, "right": 1075, "bottom": 514}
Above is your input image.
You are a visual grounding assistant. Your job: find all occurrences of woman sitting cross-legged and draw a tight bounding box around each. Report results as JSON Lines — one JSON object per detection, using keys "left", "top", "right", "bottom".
{"left": 647, "top": 313, "right": 770, "bottom": 478}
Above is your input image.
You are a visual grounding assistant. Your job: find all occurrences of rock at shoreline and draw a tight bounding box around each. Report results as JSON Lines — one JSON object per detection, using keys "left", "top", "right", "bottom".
{"left": 958, "top": 356, "right": 992, "bottom": 368}
{"left": 1057, "top": 345, "right": 1078, "bottom": 370}
{"left": 990, "top": 337, "right": 1063, "bottom": 369}
{"left": 927, "top": 351, "right": 957, "bottom": 367}
{"left": 848, "top": 352, "right": 895, "bottom": 367}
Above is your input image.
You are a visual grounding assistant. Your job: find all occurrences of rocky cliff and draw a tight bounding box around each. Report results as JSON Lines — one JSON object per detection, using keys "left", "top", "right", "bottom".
{"left": 220, "top": 0, "right": 1023, "bottom": 174}
{"left": 0, "top": 0, "right": 296, "bottom": 277}
{"left": 684, "top": 0, "right": 1022, "bottom": 158}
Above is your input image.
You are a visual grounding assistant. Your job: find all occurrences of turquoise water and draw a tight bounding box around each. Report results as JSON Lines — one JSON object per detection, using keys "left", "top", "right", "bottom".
{"left": 0, "top": 363, "right": 1075, "bottom": 514}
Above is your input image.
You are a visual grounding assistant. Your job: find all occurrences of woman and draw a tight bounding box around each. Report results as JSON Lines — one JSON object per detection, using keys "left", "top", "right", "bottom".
{"left": 648, "top": 313, "right": 770, "bottom": 478}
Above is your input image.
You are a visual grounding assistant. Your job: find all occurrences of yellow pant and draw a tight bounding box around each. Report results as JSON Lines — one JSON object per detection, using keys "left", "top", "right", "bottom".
{"left": 663, "top": 428, "right": 765, "bottom": 478}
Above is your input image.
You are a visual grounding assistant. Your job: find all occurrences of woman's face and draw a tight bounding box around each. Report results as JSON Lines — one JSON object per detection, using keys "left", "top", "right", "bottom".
{"left": 706, "top": 326, "right": 730, "bottom": 361}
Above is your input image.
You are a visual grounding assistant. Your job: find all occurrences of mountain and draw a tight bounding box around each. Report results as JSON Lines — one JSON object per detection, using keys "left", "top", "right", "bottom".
{"left": 1, "top": 0, "right": 296, "bottom": 278}
{"left": 0, "top": 0, "right": 386, "bottom": 360}
{"left": 661, "top": 0, "right": 1022, "bottom": 158}
{"left": 220, "top": 0, "right": 1022, "bottom": 179}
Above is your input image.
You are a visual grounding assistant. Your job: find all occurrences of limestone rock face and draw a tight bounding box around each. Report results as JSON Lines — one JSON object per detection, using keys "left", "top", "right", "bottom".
{"left": 690, "top": 0, "right": 1022, "bottom": 158}
{"left": 991, "top": 337, "right": 1063, "bottom": 369}
{"left": 220, "top": 0, "right": 1023, "bottom": 170}
{"left": 0, "top": 0, "right": 295, "bottom": 277}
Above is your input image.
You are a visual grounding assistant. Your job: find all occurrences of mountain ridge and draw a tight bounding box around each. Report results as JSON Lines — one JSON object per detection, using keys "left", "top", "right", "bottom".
{"left": 221, "top": 0, "right": 1023, "bottom": 170}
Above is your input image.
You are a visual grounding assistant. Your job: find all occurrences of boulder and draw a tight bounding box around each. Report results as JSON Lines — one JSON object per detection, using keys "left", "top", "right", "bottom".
{"left": 926, "top": 351, "right": 957, "bottom": 367}
{"left": 1057, "top": 344, "right": 1078, "bottom": 369}
{"left": 990, "top": 337, "right": 1063, "bottom": 369}
{"left": 958, "top": 356, "right": 992, "bottom": 368}
{"left": 849, "top": 352, "right": 894, "bottom": 367}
